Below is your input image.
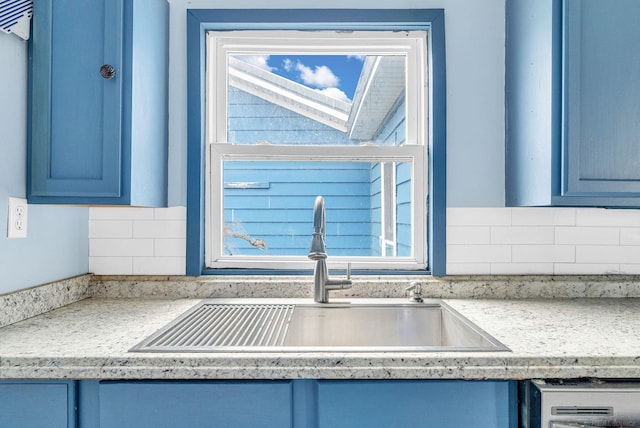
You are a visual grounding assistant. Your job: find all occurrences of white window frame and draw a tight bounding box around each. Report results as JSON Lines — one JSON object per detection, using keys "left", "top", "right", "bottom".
{"left": 380, "top": 162, "right": 397, "bottom": 256}
{"left": 205, "top": 30, "right": 428, "bottom": 271}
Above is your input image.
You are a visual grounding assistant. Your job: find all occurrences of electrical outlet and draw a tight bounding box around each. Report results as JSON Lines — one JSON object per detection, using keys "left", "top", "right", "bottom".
{"left": 7, "top": 197, "right": 28, "bottom": 239}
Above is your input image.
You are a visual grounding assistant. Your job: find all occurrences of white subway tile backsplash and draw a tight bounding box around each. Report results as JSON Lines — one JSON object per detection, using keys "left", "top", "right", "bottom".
{"left": 133, "top": 257, "right": 186, "bottom": 275}
{"left": 89, "top": 220, "right": 133, "bottom": 239}
{"left": 445, "top": 207, "right": 640, "bottom": 275}
{"left": 512, "top": 245, "right": 575, "bottom": 263}
{"left": 511, "top": 207, "right": 576, "bottom": 226}
{"left": 490, "top": 226, "right": 554, "bottom": 245}
{"left": 154, "top": 238, "right": 186, "bottom": 257}
{"left": 576, "top": 208, "right": 640, "bottom": 227}
{"left": 88, "top": 207, "right": 188, "bottom": 275}
{"left": 446, "top": 263, "right": 491, "bottom": 275}
{"left": 86, "top": 206, "right": 640, "bottom": 276}
{"left": 554, "top": 263, "right": 620, "bottom": 275}
{"left": 576, "top": 245, "right": 640, "bottom": 264}
{"left": 90, "top": 239, "right": 154, "bottom": 257}
{"left": 447, "top": 245, "right": 511, "bottom": 263}
{"left": 490, "top": 263, "right": 554, "bottom": 275}
{"left": 133, "top": 220, "right": 186, "bottom": 239}
{"left": 447, "top": 226, "right": 491, "bottom": 245}
{"left": 555, "top": 227, "right": 619, "bottom": 245}
{"left": 619, "top": 264, "right": 640, "bottom": 274}
{"left": 447, "top": 208, "right": 511, "bottom": 226}
{"left": 620, "top": 228, "right": 640, "bottom": 245}
{"left": 153, "top": 206, "right": 186, "bottom": 220}
{"left": 90, "top": 207, "right": 154, "bottom": 220}
{"left": 89, "top": 257, "right": 134, "bottom": 275}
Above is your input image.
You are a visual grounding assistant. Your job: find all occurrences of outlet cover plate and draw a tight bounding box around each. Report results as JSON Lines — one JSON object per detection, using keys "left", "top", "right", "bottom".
{"left": 8, "top": 197, "right": 28, "bottom": 238}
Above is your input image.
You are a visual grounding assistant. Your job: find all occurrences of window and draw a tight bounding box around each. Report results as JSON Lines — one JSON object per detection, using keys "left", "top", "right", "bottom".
{"left": 186, "top": 10, "right": 446, "bottom": 275}
{"left": 206, "top": 31, "right": 427, "bottom": 271}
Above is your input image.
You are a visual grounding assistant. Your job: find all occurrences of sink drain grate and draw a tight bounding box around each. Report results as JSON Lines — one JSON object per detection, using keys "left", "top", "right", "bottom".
{"left": 131, "top": 303, "right": 295, "bottom": 352}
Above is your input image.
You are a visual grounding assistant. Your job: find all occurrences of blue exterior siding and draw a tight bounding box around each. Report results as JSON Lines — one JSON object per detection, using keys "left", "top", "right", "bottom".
{"left": 396, "top": 162, "right": 412, "bottom": 256}
{"left": 367, "top": 98, "right": 412, "bottom": 257}
{"left": 224, "top": 161, "right": 372, "bottom": 256}
{"left": 228, "top": 88, "right": 350, "bottom": 145}
{"left": 224, "top": 86, "right": 413, "bottom": 258}
{"left": 369, "top": 163, "right": 382, "bottom": 255}
{"left": 373, "top": 96, "right": 406, "bottom": 146}
{"left": 225, "top": 89, "right": 373, "bottom": 256}
{"left": 383, "top": 99, "right": 412, "bottom": 257}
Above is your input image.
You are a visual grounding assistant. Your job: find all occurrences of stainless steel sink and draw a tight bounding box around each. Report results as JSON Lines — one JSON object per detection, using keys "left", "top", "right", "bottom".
{"left": 130, "top": 299, "right": 509, "bottom": 353}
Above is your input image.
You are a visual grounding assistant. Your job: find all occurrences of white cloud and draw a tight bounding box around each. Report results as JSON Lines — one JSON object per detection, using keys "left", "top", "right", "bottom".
{"left": 315, "top": 87, "right": 351, "bottom": 103}
{"left": 234, "top": 55, "right": 274, "bottom": 71}
{"left": 348, "top": 54, "right": 366, "bottom": 61}
{"left": 283, "top": 58, "right": 293, "bottom": 72}
{"left": 295, "top": 62, "right": 340, "bottom": 88}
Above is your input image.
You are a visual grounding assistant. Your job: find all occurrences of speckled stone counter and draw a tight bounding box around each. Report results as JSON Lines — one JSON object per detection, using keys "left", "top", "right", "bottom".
{"left": 1, "top": 295, "right": 639, "bottom": 380}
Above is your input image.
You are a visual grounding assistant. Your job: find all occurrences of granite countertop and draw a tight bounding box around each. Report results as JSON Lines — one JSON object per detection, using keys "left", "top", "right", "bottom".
{"left": 1, "top": 292, "right": 639, "bottom": 380}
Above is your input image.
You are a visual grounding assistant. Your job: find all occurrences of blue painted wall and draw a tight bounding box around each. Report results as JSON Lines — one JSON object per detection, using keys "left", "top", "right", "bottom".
{"left": 0, "top": 34, "right": 88, "bottom": 294}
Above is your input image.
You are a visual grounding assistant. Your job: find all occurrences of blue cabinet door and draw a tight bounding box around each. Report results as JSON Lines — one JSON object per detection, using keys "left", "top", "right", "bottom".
{"left": 317, "top": 380, "right": 516, "bottom": 428}
{"left": 0, "top": 380, "right": 76, "bottom": 428}
{"left": 506, "top": 0, "right": 640, "bottom": 207}
{"left": 28, "top": 0, "right": 168, "bottom": 206}
{"left": 98, "top": 380, "right": 293, "bottom": 428}
{"left": 562, "top": 0, "right": 640, "bottom": 200}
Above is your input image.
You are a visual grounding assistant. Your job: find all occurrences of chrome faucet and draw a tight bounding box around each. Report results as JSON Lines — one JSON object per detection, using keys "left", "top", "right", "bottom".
{"left": 308, "top": 196, "right": 352, "bottom": 303}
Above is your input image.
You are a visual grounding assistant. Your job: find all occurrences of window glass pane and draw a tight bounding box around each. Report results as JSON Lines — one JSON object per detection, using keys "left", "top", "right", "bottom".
{"left": 227, "top": 54, "right": 406, "bottom": 146}
{"left": 222, "top": 160, "right": 411, "bottom": 257}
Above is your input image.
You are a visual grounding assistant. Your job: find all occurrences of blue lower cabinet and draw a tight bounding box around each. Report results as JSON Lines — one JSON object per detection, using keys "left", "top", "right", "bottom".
{"left": 317, "top": 380, "right": 516, "bottom": 428}
{"left": 75, "top": 379, "right": 516, "bottom": 427}
{"left": 97, "top": 380, "right": 293, "bottom": 428}
{"left": 0, "top": 380, "right": 77, "bottom": 428}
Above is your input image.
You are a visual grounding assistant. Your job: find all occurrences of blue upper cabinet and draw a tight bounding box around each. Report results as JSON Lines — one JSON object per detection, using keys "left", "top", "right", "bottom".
{"left": 506, "top": 0, "right": 640, "bottom": 207}
{"left": 28, "top": 0, "right": 168, "bottom": 206}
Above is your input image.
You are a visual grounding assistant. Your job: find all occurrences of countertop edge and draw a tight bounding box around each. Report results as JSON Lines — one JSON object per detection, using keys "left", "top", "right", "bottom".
{"left": 2, "top": 355, "right": 640, "bottom": 380}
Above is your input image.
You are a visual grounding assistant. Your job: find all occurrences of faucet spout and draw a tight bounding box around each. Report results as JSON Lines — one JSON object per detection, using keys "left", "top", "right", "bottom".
{"left": 308, "top": 196, "right": 326, "bottom": 260}
{"left": 308, "top": 196, "right": 352, "bottom": 303}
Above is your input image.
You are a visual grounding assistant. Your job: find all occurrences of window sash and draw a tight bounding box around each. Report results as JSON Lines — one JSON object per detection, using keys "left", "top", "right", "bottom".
{"left": 206, "top": 30, "right": 427, "bottom": 148}
{"left": 206, "top": 144, "right": 427, "bottom": 270}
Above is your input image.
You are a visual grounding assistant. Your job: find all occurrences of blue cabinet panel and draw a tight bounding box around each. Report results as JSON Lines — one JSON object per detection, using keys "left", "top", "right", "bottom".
{"left": 506, "top": 0, "right": 640, "bottom": 207}
{"left": 28, "top": 0, "right": 168, "bottom": 206}
{"left": 505, "top": 0, "right": 563, "bottom": 207}
{"left": 76, "top": 379, "right": 515, "bottom": 427}
{"left": 317, "top": 380, "right": 515, "bottom": 428}
{"left": 563, "top": 0, "right": 640, "bottom": 197}
{"left": 0, "top": 380, "right": 76, "bottom": 428}
{"left": 98, "top": 380, "right": 293, "bottom": 428}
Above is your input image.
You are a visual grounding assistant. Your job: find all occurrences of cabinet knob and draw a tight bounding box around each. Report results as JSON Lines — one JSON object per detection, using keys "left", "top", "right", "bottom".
{"left": 100, "top": 64, "right": 116, "bottom": 80}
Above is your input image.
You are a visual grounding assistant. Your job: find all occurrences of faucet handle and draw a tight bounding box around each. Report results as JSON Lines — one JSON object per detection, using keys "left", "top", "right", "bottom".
{"left": 405, "top": 282, "right": 424, "bottom": 303}
{"left": 346, "top": 262, "right": 351, "bottom": 280}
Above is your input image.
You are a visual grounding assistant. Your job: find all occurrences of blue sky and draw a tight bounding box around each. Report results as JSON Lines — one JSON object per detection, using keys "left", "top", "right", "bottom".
{"left": 234, "top": 54, "right": 365, "bottom": 102}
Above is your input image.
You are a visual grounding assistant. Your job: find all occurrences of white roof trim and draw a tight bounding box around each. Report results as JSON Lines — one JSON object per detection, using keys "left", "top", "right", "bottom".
{"left": 228, "top": 57, "right": 350, "bottom": 132}
{"left": 348, "top": 56, "right": 406, "bottom": 141}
